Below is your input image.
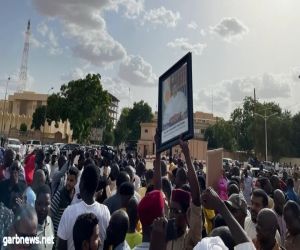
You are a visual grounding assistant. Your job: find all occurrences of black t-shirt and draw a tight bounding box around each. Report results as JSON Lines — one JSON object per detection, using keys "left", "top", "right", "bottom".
{"left": 0, "top": 179, "right": 26, "bottom": 208}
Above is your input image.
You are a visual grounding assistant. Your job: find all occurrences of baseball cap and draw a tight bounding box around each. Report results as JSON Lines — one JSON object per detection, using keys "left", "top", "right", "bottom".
{"left": 225, "top": 193, "right": 248, "bottom": 215}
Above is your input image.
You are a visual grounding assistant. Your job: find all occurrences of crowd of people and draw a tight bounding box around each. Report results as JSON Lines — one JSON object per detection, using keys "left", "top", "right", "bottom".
{"left": 0, "top": 134, "right": 300, "bottom": 250}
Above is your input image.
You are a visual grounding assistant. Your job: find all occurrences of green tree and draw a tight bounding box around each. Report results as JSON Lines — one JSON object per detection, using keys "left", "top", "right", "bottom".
{"left": 113, "top": 101, "right": 153, "bottom": 146}
{"left": 114, "top": 108, "right": 130, "bottom": 146}
{"left": 102, "top": 119, "right": 114, "bottom": 145}
{"left": 20, "top": 123, "right": 27, "bottom": 133}
{"left": 291, "top": 112, "right": 300, "bottom": 157}
{"left": 204, "top": 119, "right": 236, "bottom": 151}
{"left": 127, "top": 101, "right": 153, "bottom": 142}
{"left": 31, "top": 105, "right": 46, "bottom": 130}
{"left": 46, "top": 74, "right": 111, "bottom": 143}
{"left": 231, "top": 97, "right": 256, "bottom": 152}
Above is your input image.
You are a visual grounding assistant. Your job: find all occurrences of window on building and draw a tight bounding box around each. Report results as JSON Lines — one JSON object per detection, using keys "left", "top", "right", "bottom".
{"left": 145, "top": 129, "right": 148, "bottom": 133}
{"left": 201, "top": 129, "right": 205, "bottom": 134}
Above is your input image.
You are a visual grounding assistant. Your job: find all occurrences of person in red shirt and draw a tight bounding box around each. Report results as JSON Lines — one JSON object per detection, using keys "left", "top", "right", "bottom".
{"left": 24, "top": 150, "right": 36, "bottom": 185}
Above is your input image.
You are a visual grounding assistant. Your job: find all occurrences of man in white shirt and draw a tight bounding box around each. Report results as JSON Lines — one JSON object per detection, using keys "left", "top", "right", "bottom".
{"left": 244, "top": 189, "right": 281, "bottom": 245}
{"left": 57, "top": 164, "right": 110, "bottom": 250}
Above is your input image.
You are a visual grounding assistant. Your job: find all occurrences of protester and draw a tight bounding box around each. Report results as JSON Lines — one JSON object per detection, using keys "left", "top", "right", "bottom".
{"left": 103, "top": 171, "right": 130, "bottom": 214}
{"left": 134, "top": 190, "right": 165, "bottom": 250}
{"left": 244, "top": 188, "right": 269, "bottom": 239}
{"left": 0, "top": 162, "right": 26, "bottom": 208}
{"left": 73, "top": 213, "right": 100, "bottom": 250}
{"left": 0, "top": 202, "right": 14, "bottom": 248}
{"left": 166, "top": 139, "right": 202, "bottom": 250}
{"left": 273, "top": 189, "right": 287, "bottom": 246}
{"left": 283, "top": 201, "right": 300, "bottom": 249}
{"left": 125, "top": 197, "right": 142, "bottom": 249}
{"left": 5, "top": 205, "right": 38, "bottom": 250}
{"left": 225, "top": 193, "right": 248, "bottom": 228}
{"left": 105, "top": 210, "right": 130, "bottom": 250}
{"left": 218, "top": 169, "right": 228, "bottom": 201}
{"left": 254, "top": 208, "right": 281, "bottom": 250}
{"left": 286, "top": 178, "right": 300, "bottom": 203}
{"left": 33, "top": 184, "right": 54, "bottom": 250}
{"left": 51, "top": 166, "right": 79, "bottom": 236}
{"left": 57, "top": 164, "right": 110, "bottom": 250}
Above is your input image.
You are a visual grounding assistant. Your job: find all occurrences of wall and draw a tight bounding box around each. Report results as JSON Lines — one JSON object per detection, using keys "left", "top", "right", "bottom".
{"left": 280, "top": 157, "right": 300, "bottom": 165}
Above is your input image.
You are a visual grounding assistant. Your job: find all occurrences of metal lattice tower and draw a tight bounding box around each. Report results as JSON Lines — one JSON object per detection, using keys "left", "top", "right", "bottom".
{"left": 19, "top": 20, "right": 31, "bottom": 92}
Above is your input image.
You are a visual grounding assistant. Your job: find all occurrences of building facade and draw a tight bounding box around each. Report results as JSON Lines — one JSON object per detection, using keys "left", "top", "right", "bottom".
{"left": 137, "top": 111, "right": 219, "bottom": 160}
{"left": 0, "top": 91, "right": 119, "bottom": 143}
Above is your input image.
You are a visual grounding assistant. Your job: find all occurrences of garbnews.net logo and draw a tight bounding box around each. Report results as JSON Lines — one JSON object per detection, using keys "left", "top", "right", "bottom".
{"left": 2, "top": 235, "right": 54, "bottom": 246}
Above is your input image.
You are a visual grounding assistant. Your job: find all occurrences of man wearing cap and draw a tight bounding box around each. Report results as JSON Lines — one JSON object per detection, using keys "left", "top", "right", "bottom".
{"left": 166, "top": 139, "right": 202, "bottom": 250}
{"left": 225, "top": 193, "right": 248, "bottom": 228}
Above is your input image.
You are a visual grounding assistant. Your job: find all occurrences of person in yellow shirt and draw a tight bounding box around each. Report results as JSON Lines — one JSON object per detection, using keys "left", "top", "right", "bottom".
{"left": 125, "top": 197, "right": 142, "bottom": 249}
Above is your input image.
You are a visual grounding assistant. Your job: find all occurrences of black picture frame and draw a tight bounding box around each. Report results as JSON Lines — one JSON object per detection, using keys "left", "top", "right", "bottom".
{"left": 157, "top": 52, "right": 194, "bottom": 153}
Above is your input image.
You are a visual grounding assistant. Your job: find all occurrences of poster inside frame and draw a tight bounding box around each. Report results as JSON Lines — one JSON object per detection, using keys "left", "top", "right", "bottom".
{"left": 157, "top": 52, "right": 194, "bottom": 153}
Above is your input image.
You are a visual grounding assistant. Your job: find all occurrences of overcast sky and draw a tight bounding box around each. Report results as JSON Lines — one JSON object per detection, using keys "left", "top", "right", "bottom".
{"left": 1, "top": 0, "right": 300, "bottom": 119}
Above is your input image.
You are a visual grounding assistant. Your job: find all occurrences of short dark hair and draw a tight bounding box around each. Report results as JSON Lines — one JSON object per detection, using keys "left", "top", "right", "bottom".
{"left": 36, "top": 184, "right": 51, "bottom": 199}
{"left": 252, "top": 189, "right": 268, "bottom": 208}
{"left": 81, "top": 164, "right": 100, "bottom": 194}
{"left": 73, "top": 213, "right": 99, "bottom": 250}
{"left": 116, "top": 171, "right": 130, "bottom": 188}
{"left": 145, "top": 169, "right": 154, "bottom": 184}
{"left": 119, "top": 182, "right": 135, "bottom": 196}
{"left": 68, "top": 166, "right": 79, "bottom": 178}
{"left": 84, "top": 158, "right": 95, "bottom": 167}
{"left": 124, "top": 166, "right": 134, "bottom": 181}
{"left": 284, "top": 200, "right": 300, "bottom": 217}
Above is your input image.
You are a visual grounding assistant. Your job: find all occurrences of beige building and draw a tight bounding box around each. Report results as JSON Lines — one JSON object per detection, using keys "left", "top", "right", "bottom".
{"left": 137, "top": 111, "right": 218, "bottom": 160}
{"left": 0, "top": 91, "right": 72, "bottom": 143}
{"left": 0, "top": 90, "right": 120, "bottom": 143}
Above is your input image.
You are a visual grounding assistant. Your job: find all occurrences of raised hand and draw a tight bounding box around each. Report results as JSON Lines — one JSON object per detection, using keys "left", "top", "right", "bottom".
{"left": 201, "top": 187, "right": 223, "bottom": 210}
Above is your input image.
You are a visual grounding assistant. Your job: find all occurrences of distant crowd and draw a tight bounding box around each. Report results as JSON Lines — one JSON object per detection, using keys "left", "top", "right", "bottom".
{"left": 0, "top": 136, "right": 300, "bottom": 250}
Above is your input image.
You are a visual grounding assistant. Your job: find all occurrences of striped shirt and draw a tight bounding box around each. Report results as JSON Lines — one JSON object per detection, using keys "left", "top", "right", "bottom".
{"left": 50, "top": 187, "right": 73, "bottom": 234}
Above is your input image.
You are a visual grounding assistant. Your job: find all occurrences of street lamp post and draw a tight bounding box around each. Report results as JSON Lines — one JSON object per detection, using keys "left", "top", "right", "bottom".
{"left": 42, "top": 87, "right": 54, "bottom": 144}
{"left": 254, "top": 110, "right": 278, "bottom": 161}
{"left": 1, "top": 76, "right": 10, "bottom": 138}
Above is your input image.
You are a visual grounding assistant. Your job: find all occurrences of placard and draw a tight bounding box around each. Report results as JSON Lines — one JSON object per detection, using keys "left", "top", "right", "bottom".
{"left": 157, "top": 52, "right": 194, "bottom": 153}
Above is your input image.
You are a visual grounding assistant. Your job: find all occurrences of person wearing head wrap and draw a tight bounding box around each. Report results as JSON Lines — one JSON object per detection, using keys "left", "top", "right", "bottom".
{"left": 166, "top": 139, "right": 202, "bottom": 250}
{"left": 134, "top": 190, "right": 165, "bottom": 250}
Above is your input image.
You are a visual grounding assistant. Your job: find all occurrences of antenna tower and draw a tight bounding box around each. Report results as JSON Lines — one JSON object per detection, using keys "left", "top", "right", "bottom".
{"left": 19, "top": 20, "right": 31, "bottom": 91}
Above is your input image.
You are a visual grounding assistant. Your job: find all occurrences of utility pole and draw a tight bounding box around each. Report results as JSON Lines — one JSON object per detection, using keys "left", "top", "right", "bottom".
{"left": 19, "top": 20, "right": 31, "bottom": 91}
{"left": 254, "top": 110, "right": 278, "bottom": 161}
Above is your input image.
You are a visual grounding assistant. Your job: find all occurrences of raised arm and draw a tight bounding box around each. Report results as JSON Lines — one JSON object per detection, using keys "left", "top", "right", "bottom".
{"left": 179, "top": 139, "right": 201, "bottom": 206}
{"left": 202, "top": 187, "right": 250, "bottom": 245}
{"left": 153, "top": 129, "right": 162, "bottom": 190}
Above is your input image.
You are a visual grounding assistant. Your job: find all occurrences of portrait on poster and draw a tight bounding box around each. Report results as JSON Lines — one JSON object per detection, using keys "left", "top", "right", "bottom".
{"left": 157, "top": 52, "right": 194, "bottom": 153}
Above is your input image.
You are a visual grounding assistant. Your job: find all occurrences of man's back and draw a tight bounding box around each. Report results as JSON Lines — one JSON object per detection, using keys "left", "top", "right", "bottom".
{"left": 57, "top": 200, "right": 110, "bottom": 250}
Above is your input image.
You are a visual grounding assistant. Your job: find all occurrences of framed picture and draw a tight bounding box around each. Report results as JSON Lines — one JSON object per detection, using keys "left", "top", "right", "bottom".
{"left": 157, "top": 52, "right": 194, "bottom": 153}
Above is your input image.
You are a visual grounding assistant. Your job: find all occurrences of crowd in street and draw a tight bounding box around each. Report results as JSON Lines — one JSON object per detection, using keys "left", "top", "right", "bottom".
{"left": 0, "top": 135, "right": 300, "bottom": 250}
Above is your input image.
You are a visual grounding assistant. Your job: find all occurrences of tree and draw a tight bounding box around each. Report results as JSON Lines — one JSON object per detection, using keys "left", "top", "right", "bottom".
{"left": 114, "top": 108, "right": 130, "bottom": 146}
{"left": 113, "top": 101, "right": 153, "bottom": 146}
{"left": 46, "top": 74, "right": 111, "bottom": 143}
{"left": 102, "top": 119, "right": 114, "bottom": 145}
{"left": 20, "top": 123, "right": 27, "bottom": 133}
{"left": 31, "top": 106, "right": 46, "bottom": 130}
{"left": 291, "top": 112, "right": 300, "bottom": 157}
{"left": 204, "top": 119, "right": 236, "bottom": 151}
{"left": 126, "top": 101, "right": 153, "bottom": 142}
